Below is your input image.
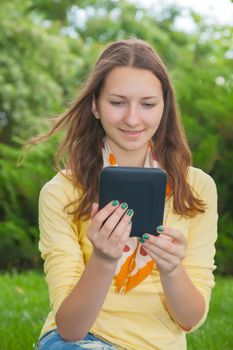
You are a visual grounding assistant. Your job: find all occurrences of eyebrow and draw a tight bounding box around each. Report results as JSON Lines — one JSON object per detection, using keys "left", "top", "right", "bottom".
{"left": 108, "top": 94, "right": 160, "bottom": 99}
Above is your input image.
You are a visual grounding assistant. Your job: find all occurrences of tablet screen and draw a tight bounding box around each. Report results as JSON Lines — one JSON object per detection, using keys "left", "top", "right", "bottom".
{"left": 99, "top": 167, "right": 167, "bottom": 237}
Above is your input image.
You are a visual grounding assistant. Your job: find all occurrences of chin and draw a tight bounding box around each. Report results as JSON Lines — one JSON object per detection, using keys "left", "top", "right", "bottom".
{"left": 119, "top": 141, "right": 146, "bottom": 152}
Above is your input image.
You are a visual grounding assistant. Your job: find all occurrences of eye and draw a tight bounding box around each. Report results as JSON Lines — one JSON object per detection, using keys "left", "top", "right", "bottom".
{"left": 110, "top": 101, "right": 125, "bottom": 106}
{"left": 142, "top": 103, "right": 156, "bottom": 108}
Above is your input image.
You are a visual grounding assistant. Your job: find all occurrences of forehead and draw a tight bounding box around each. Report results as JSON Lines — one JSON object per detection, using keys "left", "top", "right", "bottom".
{"left": 101, "top": 66, "right": 162, "bottom": 96}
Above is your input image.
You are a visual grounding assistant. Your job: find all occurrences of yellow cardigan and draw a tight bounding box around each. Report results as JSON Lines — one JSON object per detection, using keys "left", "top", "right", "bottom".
{"left": 38, "top": 166, "right": 218, "bottom": 350}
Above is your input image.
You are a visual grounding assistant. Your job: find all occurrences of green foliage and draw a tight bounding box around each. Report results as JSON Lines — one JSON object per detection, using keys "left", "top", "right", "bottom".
{"left": 0, "top": 0, "right": 233, "bottom": 273}
{"left": 0, "top": 272, "right": 232, "bottom": 349}
{"left": 0, "top": 221, "right": 39, "bottom": 270}
{"left": 0, "top": 141, "right": 57, "bottom": 270}
{"left": 0, "top": 1, "right": 82, "bottom": 143}
{"left": 193, "top": 134, "right": 219, "bottom": 173}
{"left": 215, "top": 213, "right": 233, "bottom": 275}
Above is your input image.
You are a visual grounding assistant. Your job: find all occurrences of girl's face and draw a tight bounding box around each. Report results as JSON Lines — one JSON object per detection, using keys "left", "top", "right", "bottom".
{"left": 93, "top": 66, "right": 164, "bottom": 164}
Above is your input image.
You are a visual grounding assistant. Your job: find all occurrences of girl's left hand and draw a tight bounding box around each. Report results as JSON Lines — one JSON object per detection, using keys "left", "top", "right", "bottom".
{"left": 140, "top": 226, "right": 186, "bottom": 276}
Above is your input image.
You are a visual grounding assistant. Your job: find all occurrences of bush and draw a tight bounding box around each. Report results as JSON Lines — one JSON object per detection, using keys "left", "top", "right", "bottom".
{"left": 215, "top": 213, "right": 233, "bottom": 275}
{"left": 0, "top": 141, "right": 57, "bottom": 271}
{"left": 0, "top": 221, "right": 40, "bottom": 270}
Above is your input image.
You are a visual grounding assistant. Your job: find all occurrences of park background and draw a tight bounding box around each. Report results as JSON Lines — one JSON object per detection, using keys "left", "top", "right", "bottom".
{"left": 0, "top": 0, "right": 233, "bottom": 349}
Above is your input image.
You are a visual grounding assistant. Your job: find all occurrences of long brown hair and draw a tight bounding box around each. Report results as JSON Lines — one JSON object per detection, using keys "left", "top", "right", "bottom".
{"left": 28, "top": 38, "right": 205, "bottom": 220}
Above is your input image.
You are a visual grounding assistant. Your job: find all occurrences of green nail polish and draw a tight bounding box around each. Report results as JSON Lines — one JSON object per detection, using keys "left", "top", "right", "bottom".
{"left": 139, "top": 238, "right": 145, "bottom": 243}
{"left": 128, "top": 220, "right": 132, "bottom": 225}
{"left": 142, "top": 233, "right": 149, "bottom": 240}
{"left": 111, "top": 200, "right": 119, "bottom": 206}
{"left": 127, "top": 209, "right": 134, "bottom": 216}
{"left": 156, "top": 225, "right": 163, "bottom": 233}
{"left": 121, "top": 202, "right": 128, "bottom": 209}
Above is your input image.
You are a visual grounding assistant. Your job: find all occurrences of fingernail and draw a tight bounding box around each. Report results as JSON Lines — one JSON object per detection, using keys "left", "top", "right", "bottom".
{"left": 127, "top": 209, "right": 134, "bottom": 216}
{"left": 156, "top": 225, "right": 164, "bottom": 233}
{"left": 128, "top": 220, "right": 132, "bottom": 225}
{"left": 121, "top": 202, "right": 128, "bottom": 209}
{"left": 111, "top": 200, "right": 119, "bottom": 206}
{"left": 142, "top": 233, "right": 149, "bottom": 240}
{"left": 138, "top": 238, "right": 145, "bottom": 243}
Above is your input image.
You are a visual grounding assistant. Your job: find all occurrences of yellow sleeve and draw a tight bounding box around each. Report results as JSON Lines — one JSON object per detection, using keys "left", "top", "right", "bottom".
{"left": 183, "top": 171, "right": 218, "bottom": 332}
{"left": 38, "top": 175, "right": 85, "bottom": 316}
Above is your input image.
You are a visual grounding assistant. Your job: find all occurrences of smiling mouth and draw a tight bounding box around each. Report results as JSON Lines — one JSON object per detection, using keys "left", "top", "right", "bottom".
{"left": 120, "top": 129, "right": 144, "bottom": 134}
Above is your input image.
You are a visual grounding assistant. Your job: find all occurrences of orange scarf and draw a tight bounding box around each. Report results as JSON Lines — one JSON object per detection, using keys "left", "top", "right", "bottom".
{"left": 102, "top": 139, "right": 171, "bottom": 293}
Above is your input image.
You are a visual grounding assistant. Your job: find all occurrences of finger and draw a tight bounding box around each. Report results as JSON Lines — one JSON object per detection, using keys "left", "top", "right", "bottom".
{"left": 143, "top": 246, "right": 175, "bottom": 270}
{"left": 90, "top": 202, "right": 99, "bottom": 218}
{"left": 156, "top": 226, "right": 186, "bottom": 244}
{"left": 89, "top": 200, "right": 120, "bottom": 231}
{"left": 100, "top": 203, "right": 129, "bottom": 239}
{"left": 142, "top": 243, "right": 181, "bottom": 265}
{"left": 142, "top": 234, "right": 184, "bottom": 258}
{"left": 115, "top": 221, "right": 133, "bottom": 251}
{"left": 109, "top": 209, "right": 134, "bottom": 245}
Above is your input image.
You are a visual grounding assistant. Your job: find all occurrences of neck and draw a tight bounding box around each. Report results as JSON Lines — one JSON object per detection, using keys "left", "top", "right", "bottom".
{"left": 107, "top": 139, "right": 148, "bottom": 167}
{"left": 118, "top": 152, "right": 146, "bottom": 167}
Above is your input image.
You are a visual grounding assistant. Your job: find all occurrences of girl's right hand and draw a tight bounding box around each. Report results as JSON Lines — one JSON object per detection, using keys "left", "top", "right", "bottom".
{"left": 87, "top": 201, "right": 134, "bottom": 263}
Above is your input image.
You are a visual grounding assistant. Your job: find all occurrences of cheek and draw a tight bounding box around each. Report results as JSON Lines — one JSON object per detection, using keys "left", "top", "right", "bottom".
{"left": 146, "top": 112, "right": 163, "bottom": 129}
{"left": 151, "top": 104, "right": 164, "bottom": 126}
{"left": 101, "top": 115, "right": 121, "bottom": 127}
{"left": 99, "top": 114, "right": 121, "bottom": 133}
{"left": 100, "top": 107, "right": 123, "bottom": 124}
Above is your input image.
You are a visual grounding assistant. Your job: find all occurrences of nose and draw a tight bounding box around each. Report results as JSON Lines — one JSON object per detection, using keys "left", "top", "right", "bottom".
{"left": 123, "top": 105, "right": 140, "bottom": 127}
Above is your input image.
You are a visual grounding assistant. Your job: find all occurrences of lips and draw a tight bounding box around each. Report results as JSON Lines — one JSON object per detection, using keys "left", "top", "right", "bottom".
{"left": 120, "top": 129, "right": 144, "bottom": 135}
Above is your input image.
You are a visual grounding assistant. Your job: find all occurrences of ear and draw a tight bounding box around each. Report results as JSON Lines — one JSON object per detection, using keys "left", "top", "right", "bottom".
{"left": 92, "top": 97, "right": 100, "bottom": 119}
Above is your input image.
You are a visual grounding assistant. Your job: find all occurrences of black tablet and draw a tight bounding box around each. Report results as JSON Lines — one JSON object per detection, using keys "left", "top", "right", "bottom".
{"left": 99, "top": 167, "right": 167, "bottom": 237}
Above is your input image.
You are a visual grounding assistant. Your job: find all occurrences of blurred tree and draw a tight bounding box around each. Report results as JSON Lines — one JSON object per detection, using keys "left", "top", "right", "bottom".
{"left": 0, "top": 1, "right": 83, "bottom": 144}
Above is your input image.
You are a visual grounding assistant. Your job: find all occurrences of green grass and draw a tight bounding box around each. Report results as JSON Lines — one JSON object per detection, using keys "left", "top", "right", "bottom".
{"left": 187, "top": 276, "right": 233, "bottom": 349}
{"left": 0, "top": 271, "right": 49, "bottom": 350}
{"left": 0, "top": 272, "right": 232, "bottom": 350}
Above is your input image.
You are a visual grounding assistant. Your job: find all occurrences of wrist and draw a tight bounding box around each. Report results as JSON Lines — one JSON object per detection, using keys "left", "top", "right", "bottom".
{"left": 160, "top": 263, "right": 183, "bottom": 280}
{"left": 91, "top": 251, "right": 118, "bottom": 271}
